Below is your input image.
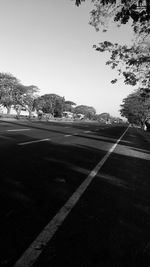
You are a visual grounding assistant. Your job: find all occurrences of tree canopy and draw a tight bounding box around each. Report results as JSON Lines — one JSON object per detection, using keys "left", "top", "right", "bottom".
{"left": 64, "top": 101, "right": 76, "bottom": 113}
{"left": 120, "top": 88, "right": 150, "bottom": 127}
{"left": 74, "top": 105, "right": 96, "bottom": 119}
{"left": 34, "top": 94, "right": 65, "bottom": 117}
{"left": 74, "top": 0, "right": 150, "bottom": 120}
{"left": 89, "top": 0, "right": 150, "bottom": 32}
{"left": 0, "top": 72, "right": 39, "bottom": 116}
{"left": 0, "top": 73, "right": 19, "bottom": 113}
{"left": 75, "top": 0, "right": 150, "bottom": 28}
{"left": 75, "top": 0, "right": 150, "bottom": 91}
{"left": 99, "top": 112, "right": 110, "bottom": 120}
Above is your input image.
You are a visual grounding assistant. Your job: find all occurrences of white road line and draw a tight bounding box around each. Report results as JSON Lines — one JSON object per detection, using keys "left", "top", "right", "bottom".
{"left": 83, "top": 130, "right": 92, "bottom": 133}
{"left": 18, "top": 138, "right": 50, "bottom": 146}
{"left": 14, "top": 126, "right": 129, "bottom": 267}
{"left": 7, "top": 129, "right": 31, "bottom": 132}
{"left": 64, "top": 134, "right": 72, "bottom": 137}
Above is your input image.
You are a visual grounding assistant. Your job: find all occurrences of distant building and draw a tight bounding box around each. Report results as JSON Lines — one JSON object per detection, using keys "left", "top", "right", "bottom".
{"left": 62, "top": 111, "right": 74, "bottom": 119}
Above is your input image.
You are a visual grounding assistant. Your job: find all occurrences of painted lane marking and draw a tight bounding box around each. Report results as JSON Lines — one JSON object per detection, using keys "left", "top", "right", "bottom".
{"left": 14, "top": 126, "right": 129, "bottom": 267}
{"left": 7, "top": 129, "right": 31, "bottom": 132}
{"left": 83, "top": 130, "right": 92, "bottom": 133}
{"left": 64, "top": 134, "right": 72, "bottom": 137}
{"left": 18, "top": 138, "right": 50, "bottom": 146}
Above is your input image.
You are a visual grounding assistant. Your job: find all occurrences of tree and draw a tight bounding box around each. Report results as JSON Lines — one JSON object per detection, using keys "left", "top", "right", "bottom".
{"left": 13, "top": 84, "right": 39, "bottom": 117}
{"left": 0, "top": 72, "right": 39, "bottom": 117}
{"left": 75, "top": 1, "right": 150, "bottom": 28}
{"left": 90, "top": 1, "right": 150, "bottom": 32}
{"left": 64, "top": 101, "right": 76, "bottom": 112}
{"left": 90, "top": 1, "right": 150, "bottom": 88}
{"left": 120, "top": 88, "right": 150, "bottom": 128}
{"left": 93, "top": 40, "right": 150, "bottom": 88}
{"left": 34, "top": 94, "right": 65, "bottom": 117}
{"left": 74, "top": 105, "right": 96, "bottom": 119}
{"left": 54, "top": 97, "right": 65, "bottom": 117}
{"left": 74, "top": 1, "right": 150, "bottom": 95}
{"left": 0, "top": 73, "right": 19, "bottom": 114}
{"left": 98, "top": 112, "right": 110, "bottom": 122}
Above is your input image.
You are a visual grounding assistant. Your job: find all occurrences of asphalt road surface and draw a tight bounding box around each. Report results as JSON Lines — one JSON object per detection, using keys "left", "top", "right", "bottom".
{"left": 0, "top": 119, "right": 150, "bottom": 267}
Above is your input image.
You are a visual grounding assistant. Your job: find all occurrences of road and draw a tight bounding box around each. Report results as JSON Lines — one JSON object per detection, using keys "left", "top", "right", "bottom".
{"left": 0, "top": 119, "right": 150, "bottom": 267}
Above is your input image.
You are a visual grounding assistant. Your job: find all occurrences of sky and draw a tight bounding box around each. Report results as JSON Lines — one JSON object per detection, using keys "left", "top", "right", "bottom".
{"left": 0, "top": 0, "right": 135, "bottom": 117}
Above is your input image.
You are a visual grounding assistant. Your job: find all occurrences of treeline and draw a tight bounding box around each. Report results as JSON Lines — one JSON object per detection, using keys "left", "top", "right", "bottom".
{"left": 0, "top": 72, "right": 123, "bottom": 123}
{"left": 0, "top": 72, "right": 98, "bottom": 119}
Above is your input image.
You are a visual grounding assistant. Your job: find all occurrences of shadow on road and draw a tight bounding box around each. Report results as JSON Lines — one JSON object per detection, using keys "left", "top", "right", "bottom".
{"left": 35, "top": 148, "right": 150, "bottom": 267}
{"left": 0, "top": 123, "right": 150, "bottom": 266}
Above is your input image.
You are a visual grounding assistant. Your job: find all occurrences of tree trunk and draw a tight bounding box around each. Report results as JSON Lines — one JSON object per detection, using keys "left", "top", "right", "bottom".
{"left": 15, "top": 105, "right": 22, "bottom": 119}
{"left": 7, "top": 106, "right": 11, "bottom": 115}
{"left": 28, "top": 109, "right": 32, "bottom": 119}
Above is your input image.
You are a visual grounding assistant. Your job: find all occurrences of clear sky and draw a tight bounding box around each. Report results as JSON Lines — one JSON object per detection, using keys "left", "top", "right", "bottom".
{"left": 0, "top": 0, "right": 135, "bottom": 117}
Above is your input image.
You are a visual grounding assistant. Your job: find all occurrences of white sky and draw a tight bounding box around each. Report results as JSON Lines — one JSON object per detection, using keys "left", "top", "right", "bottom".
{"left": 0, "top": 0, "right": 135, "bottom": 117}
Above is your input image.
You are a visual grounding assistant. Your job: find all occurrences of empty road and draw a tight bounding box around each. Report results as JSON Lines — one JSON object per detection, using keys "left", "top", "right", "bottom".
{"left": 0, "top": 119, "right": 150, "bottom": 267}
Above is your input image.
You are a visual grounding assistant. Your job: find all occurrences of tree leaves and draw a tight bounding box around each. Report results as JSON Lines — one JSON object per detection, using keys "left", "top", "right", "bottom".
{"left": 122, "top": 72, "right": 138, "bottom": 85}
{"left": 94, "top": 39, "right": 150, "bottom": 88}
{"left": 74, "top": 0, "right": 150, "bottom": 91}
{"left": 111, "top": 78, "right": 117, "bottom": 84}
{"left": 74, "top": 105, "right": 96, "bottom": 119}
{"left": 88, "top": 0, "right": 150, "bottom": 31}
{"left": 120, "top": 88, "right": 150, "bottom": 125}
{"left": 0, "top": 72, "right": 39, "bottom": 114}
{"left": 34, "top": 94, "right": 65, "bottom": 117}
{"left": 75, "top": 0, "right": 85, "bottom": 6}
